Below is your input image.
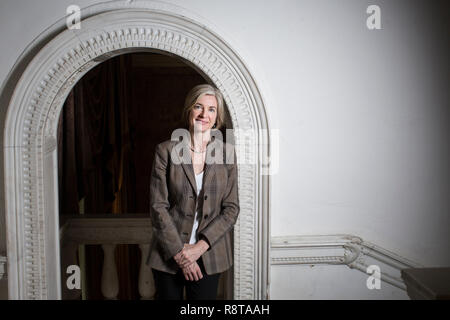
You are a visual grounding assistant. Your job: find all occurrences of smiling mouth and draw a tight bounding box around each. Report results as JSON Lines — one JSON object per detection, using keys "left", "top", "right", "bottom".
{"left": 196, "top": 119, "right": 209, "bottom": 124}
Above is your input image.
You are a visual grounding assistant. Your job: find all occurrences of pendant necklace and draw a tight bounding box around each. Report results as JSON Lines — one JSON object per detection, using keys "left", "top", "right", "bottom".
{"left": 190, "top": 146, "right": 206, "bottom": 153}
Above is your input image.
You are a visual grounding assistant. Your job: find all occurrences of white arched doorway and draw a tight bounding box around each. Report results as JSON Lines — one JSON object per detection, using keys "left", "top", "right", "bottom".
{"left": 2, "top": 2, "right": 270, "bottom": 299}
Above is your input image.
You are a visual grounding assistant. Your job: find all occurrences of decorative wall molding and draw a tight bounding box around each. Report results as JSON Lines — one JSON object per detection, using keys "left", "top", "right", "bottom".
{"left": 271, "top": 235, "right": 423, "bottom": 290}
{"left": 3, "top": 3, "right": 270, "bottom": 299}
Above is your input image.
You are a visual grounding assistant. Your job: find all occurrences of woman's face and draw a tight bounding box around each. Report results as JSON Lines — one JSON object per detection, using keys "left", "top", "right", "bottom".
{"left": 189, "top": 94, "right": 218, "bottom": 133}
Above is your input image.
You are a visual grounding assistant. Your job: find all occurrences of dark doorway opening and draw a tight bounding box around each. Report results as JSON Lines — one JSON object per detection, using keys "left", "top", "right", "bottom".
{"left": 57, "top": 51, "right": 233, "bottom": 300}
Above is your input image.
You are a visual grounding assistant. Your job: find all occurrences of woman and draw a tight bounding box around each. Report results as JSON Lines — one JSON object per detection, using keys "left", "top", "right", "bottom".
{"left": 147, "top": 84, "right": 239, "bottom": 300}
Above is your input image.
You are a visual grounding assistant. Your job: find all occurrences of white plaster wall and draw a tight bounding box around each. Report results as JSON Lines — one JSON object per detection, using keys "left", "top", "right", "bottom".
{"left": 0, "top": 0, "right": 449, "bottom": 299}
{"left": 270, "top": 264, "right": 409, "bottom": 300}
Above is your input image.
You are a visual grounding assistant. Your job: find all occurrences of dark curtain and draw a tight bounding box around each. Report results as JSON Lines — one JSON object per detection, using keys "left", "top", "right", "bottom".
{"left": 58, "top": 52, "right": 206, "bottom": 299}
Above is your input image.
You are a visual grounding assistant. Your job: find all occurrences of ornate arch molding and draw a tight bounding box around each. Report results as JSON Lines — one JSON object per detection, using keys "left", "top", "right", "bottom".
{"left": 3, "top": 6, "right": 270, "bottom": 299}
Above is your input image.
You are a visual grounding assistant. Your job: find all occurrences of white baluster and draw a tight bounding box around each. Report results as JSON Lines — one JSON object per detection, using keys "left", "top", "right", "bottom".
{"left": 138, "top": 244, "right": 156, "bottom": 300}
{"left": 101, "top": 244, "right": 119, "bottom": 299}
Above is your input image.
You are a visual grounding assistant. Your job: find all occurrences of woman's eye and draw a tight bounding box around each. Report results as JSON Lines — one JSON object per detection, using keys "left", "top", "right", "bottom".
{"left": 209, "top": 108, "right": 216, "bottom": 113}
{"left": 194, "top": 105, "right": 201, "bottom": 109}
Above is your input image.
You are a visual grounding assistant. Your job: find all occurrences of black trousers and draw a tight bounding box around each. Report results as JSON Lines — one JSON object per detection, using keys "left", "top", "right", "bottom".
{"left": 152, "top": 259, "right": 221, "bottom": 300}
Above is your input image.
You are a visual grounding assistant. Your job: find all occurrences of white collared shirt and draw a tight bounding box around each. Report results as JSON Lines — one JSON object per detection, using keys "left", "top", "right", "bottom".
{"left": 189, "top": 171, "right": 204, "bottom": 244}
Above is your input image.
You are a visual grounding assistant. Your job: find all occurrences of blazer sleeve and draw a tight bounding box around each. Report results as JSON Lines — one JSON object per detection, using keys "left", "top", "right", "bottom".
{"left": 198, "top": 156, "right": 240, "bottom": 249}
{"left": 149, "top": 143, "right": 184, "bottom": 261}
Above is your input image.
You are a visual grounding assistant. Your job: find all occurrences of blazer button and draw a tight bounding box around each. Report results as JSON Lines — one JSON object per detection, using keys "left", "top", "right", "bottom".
{"left": 204, "top": 214, "right": 209, "bottom": 219}
{"left": 204, "top": 195, "right": 208, "bottom": 200}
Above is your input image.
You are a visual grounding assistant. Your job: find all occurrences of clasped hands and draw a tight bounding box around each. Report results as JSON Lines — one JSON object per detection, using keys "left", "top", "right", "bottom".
{"left": 174, "top": 239, "right": 209, "bottom": 281}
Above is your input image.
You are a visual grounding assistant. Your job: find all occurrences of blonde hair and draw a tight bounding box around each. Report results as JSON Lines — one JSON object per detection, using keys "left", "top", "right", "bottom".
{"left": 182, "top": 84, "right": 225, "bottom": 130}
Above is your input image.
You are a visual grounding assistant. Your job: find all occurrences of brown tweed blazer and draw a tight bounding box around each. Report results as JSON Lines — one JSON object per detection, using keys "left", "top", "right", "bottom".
{"left": 146, "top": 138, "right": 239, "bottom": 275}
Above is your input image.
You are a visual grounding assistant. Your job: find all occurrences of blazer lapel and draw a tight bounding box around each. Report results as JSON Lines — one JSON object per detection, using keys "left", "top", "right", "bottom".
{"left": 172, "top": 140, "right": 198, "bottom": 194}
{"left": 181, "top": 162, "right": 197, "bottom": 194}
{"left": 202, "top": 137, "right": 223, "bottom": 190}
{"left": 202, "top": 163, "right": 215, "bottom": 190}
